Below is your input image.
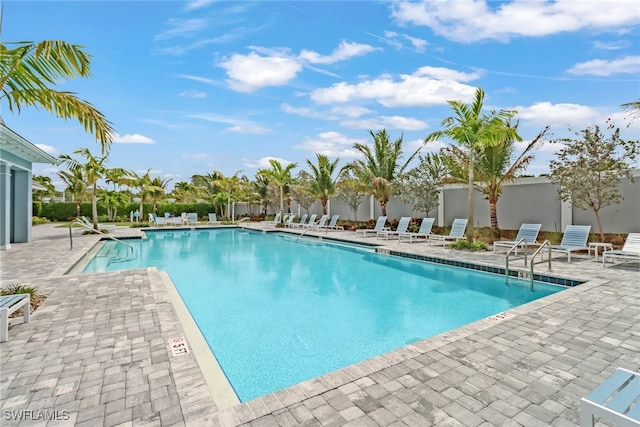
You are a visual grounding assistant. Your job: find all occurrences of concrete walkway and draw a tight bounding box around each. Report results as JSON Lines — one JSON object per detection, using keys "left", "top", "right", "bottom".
{"left": 1, "top": 223, "right": 638, "bottom": 426}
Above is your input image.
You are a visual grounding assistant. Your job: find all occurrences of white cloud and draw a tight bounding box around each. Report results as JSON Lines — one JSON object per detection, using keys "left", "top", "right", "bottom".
{"left": 178, "top": 74, "right": 218, "bottom": 86}
{"left": 188, "top": 113, "right": 271, "bottom": 134}
{"left": 155, "top": 18, "right": 207, "bottom": 40}
{"left": 567, "top": 55, "right": 640, "bottom": 76}
{"left": 113, "top": 133, "right": 155, "bottom": 144}
{"left": 392, "top": 0, "right": 640, "bottom": 43}
{"left": 280, "top": 103, "right": 337, "bottom": 120}
{"left": 513, "top": 102, "right": 600, "bottom": 128}
{"left": 331, "top": 105, "right": 374, "bottom": 118}
{"left": 35, "top": 144, "right": 57, "bottom": 155}
{"left": 179, "top": 90, "right": 207, "bottom": 98}
{"left": 218, "top": 52, "right": 302, "bottom": 92}
{"left": 299, "top": 41, "right": 380, "bottom": 64}
{"left": 311, "top": 66, "right": 480, "bottom": 107}
{"left": 341, "top": 115, "right": 428, "bottom": 131}
{"left": 593, "top": 40, "right": 630, "bottom": 50}
{"left": 293, "top": 131, "right": 365, "bottom": 158}
{"left": 184, "top": 0, "right": 215, "bottom": 11}
{"left": 244, "top": 156, "right": 296, "bottom": 169}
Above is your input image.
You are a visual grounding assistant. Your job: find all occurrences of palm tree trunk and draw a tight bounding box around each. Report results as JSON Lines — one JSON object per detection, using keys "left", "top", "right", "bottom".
{"left": 76, "top": 201, "right": 81, "bottom": 218}
{"left": 467, "top": 152, "right": 475, "bottom": 242}
{"left": 279, "top": 186, "right": 284, "bottom": 223}
{"left": 380, "top": 199, "right": 387, "bottom": 216}
{"left": 92, "top": 185, "right": 99, "bottom": 231}
{"left": 489, "top": 197, "right": 500, "bottom": 238}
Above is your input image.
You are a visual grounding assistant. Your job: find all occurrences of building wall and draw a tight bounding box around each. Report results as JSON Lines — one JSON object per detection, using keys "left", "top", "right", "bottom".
{"left": 0, "top": 149, "right": 34, "bottom": 249}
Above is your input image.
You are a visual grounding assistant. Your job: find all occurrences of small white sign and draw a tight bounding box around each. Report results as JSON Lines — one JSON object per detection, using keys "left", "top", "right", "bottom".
{"left": 168, "top": 336, "right": 190, "bottom": 356}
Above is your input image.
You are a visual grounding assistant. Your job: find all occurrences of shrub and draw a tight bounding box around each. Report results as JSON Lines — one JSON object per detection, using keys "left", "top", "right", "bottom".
{"left": 32, "top": 201, "right": 42, "bottom": 217}
{"left": 32, "top": 216, "right": 51, "bottom": 225}
{"left": 0, "top": 284, "right": 46, "bottom": 315}
{"left": 450, "top": 240, "right": 488, "bottom": 251}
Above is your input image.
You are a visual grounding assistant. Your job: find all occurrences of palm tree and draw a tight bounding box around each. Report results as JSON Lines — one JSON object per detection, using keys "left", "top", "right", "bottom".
{"left": 130, "top": 170, "right": 164, "bottom": 220}
{"left": 306, "top": 154, "right": 345, "bottom": 214}
{"left": 621, "top": 99, "right": 640, "bottom": 119}
{"left": 257, "top": 159, "right": 297, "bottom": 222}
{"left": 99, "top": 190, "right": 129, "bottom": 221}
{"left": 252, "top": 175, "right": 272, "bottom": 215}
{"left": 57, "top": 167, "right": 87, "bottom": 217}
{"left": 349, "top": 129, "right": 420, "bottom": 216}
{"left": 171, "top": 182, "right": 199, "bottom": 203}
{"left": 425, "top": 87, "right": 521, "bottom": 241}
{"left": 147, "top": 177, "right": 173, "bottom": 214}
{"left": 1, "top": 40, "right": 114, "bottom": 153}
{"left": 215, "top": 171, "right": 246, "bottom": 220}
{"left": 105, "top": 167, "right": 131, "bottom": 191}
{"left": 58, "top": 148, "right": 108, "bottom": 230}
{"left": 443, "top": 125, "right": 549, "bottom": 237}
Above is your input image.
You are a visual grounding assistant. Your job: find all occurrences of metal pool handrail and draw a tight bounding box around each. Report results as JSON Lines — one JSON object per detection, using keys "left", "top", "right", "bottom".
{"left": 505, "top": 237, "right": 527, "bottom": 286}
{"left": 68, "top": 218, "right": 134, "bottom": 252}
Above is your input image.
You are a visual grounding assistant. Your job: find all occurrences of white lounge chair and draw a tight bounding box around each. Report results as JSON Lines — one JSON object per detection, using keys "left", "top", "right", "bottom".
{"left": 289, "top": 213, "right": 308, "bottom": 229}
{"left": 356, "top": 216, "right": 388, "bottom": 237}
{"left": 580, "top": 367, "right": 640, "bottom": 427}
{"left": 261, "top": 212, "right": 281, "bottom": 225}
{"left": 310, "top": 215, "right": 329, "bottom": 231}
{"left": 283, "top": 214, "right": 296, "bottom": 227}
{"left": 377, "top": 216, "right": 411, "bottom": 240}
{"left": 493, "top": 223, "right": 542, "bottom": 254}
{"left": 187, "top": 213, "right": 200, "bottom": 225}
{"left": 549, "top": 225, "right": 591, "bottom": 262}
{"left": 1, "top": 294, "right": 30, "bottom": 342}
{"left": 155, "top": 216, "right": 167, "bottom": 226}
{"left": 603, "top": 233, "right": 640, "bottom": 268}
{"left": 398, "top": 217, "right": 435, "bottom": 243}
{"left": 429, "top": 218, "right": 468, "bottom": 247}
{"left": 208, "top": 213, "right": 221, "bottom": 225}
{"left": 318, "top": 214, "right": 343, "bottom": 231}
{"left": 300, "top": 214, "right": 318, "bottom": 229}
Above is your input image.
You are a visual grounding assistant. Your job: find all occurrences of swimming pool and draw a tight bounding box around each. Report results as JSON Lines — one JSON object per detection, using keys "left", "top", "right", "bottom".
{"left": 83, "top": 228, "right": 564, "bottom": 402}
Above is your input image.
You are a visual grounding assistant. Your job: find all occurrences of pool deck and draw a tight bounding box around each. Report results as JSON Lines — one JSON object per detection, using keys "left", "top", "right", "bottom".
{"left": 0, "top": 223, "right": 638, "bottom": 426}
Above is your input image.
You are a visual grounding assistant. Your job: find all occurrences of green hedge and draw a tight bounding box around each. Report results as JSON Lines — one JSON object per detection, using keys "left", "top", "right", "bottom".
{"left": 40, "top": 202, "right": 216, "bottom": 221}
{"left": 32, "top": 201, "right": 42, "bottom": 217}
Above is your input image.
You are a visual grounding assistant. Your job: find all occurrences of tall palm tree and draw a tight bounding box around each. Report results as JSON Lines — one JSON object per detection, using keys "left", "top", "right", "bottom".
{"left": 58, "top": 148, "right": 108, "bottom": 230}
{"left": 257, "top": 159, "right": 297, "bottom": 222}
{"left": 306, "top": 154, "right": 345, "bottom": 214}
{"left": 130, "top": 170, "right": 164, "bottom": 220}
{"left": 57, "top": 167, "right": 87, "bottom": 217}
{"left": 147, "top": 177, "right": 172, "bottom": 214}
{"left": 425, "top": 87, "right": 521, "bottom": 241}
{"left": 621, "top": 99, "right": 640, "bottom": 118}
{"left": 349, "top": 129, "right": 420, "bottom": 216}
{"left": 1, "top": 40, "right": 114, "bottom": 153}
{"left": 171, "top": 182, "right": 199, "bottom": 203}
{"left": 215, "top": 171, "right": 246, "bottom": 220}
{"left": 252, "top": 175, "right": 272, "bottom": 215}
{"left": 443, "top": 126, "right": 549, "bottom": 237}
{"left": 104, "top": 167, "right": 131, "bottom": 191}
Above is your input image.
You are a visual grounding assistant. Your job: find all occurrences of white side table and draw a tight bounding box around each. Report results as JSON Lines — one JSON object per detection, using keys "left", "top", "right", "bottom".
{"left": 588, "top": 242, "right": 613, "bottom": 261}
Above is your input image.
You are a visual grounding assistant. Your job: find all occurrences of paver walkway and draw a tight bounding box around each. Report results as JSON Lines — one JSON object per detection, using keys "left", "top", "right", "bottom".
{"left": 1, "top": 223, "right": 638, "bottom": 426}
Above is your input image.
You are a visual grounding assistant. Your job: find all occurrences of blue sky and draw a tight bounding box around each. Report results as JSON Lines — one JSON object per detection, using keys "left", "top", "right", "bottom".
{"left": 3, "top": 0, "right": 640, "bottom": 190}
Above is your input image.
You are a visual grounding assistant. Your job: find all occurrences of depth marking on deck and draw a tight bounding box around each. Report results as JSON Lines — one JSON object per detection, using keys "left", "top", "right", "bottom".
{"left": 488, "top": 312, "right": 514, "bottom": 321}
{"left": 168, "top": 337, "right": 190, "bottom": 356}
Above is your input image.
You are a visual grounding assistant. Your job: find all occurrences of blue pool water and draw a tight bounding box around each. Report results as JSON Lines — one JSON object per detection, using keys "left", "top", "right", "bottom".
{"left": 83, "top": 228, "right": 564, "bottom": 401}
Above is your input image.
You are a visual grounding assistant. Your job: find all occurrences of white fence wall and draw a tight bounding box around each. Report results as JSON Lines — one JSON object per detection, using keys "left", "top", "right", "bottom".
{"left": 235, "top": 170, "right": 640, "bottom": 233}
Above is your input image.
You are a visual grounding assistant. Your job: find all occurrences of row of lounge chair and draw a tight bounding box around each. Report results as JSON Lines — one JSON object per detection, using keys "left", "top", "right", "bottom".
{"left": 356, "top": 217, "right": 639, "bottom": 267}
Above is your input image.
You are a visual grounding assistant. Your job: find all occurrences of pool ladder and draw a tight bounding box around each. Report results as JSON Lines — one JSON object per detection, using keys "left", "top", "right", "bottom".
{"left": 505, "top": 239, "right": 552, "bottom": 290}
{"left": 68, "top": 218, "right": 135, "bottom": 255}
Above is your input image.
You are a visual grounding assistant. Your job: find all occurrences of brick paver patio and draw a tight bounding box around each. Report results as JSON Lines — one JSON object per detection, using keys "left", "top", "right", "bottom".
{"left": 1, "top": 223, "right": 638, "bottom": 426}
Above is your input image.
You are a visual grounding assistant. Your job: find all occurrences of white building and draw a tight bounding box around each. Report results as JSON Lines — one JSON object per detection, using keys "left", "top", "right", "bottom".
{"left": 0, "top": 119, "right": 57, "bottom": 249}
